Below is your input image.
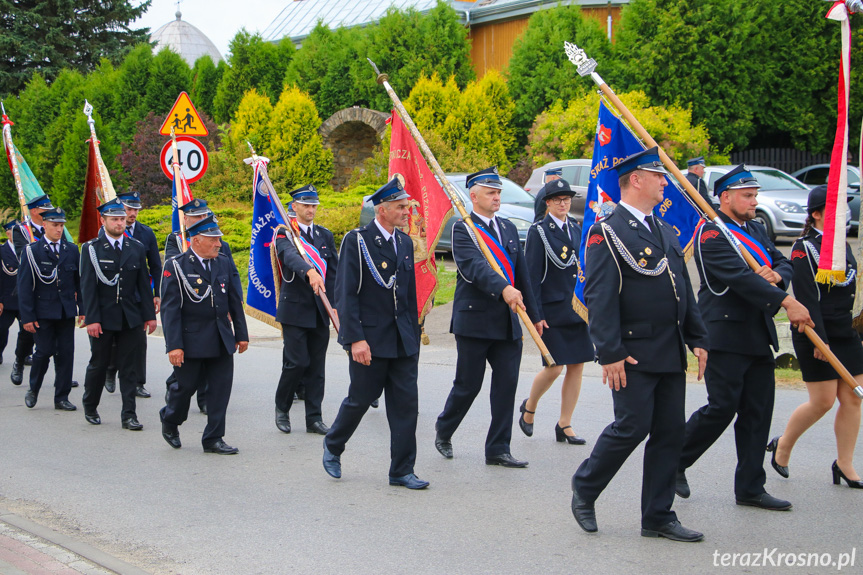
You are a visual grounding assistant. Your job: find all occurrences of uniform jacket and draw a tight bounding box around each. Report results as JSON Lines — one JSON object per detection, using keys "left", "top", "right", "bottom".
{"left": 16, "top": 237, "right": 80, "bottom": 324}
{"left": 685, "top": 173, "right": 711, "bottom": 206}
{"left": 450, "top": 213, "right": 540, "bottom": 340}
{"left": 790, "top": 230, "right": 856, "bottom": 343}
{"left": 525, "top": 214, "right": 584, "bottom": 327}
{"left": 80, "top": 229, "right": 156, "bottom": 331}
{"left": 160, "top": 250, "right": 248, "bottom": 358}
{"left": 275, "top": 223, "right": 338, "bottom": 328}
{"left": 694, "top": 211, "right": 791, "bottom": 354}
{"left": 165, "top": 231, "right": 232, "bottom": 260}
{"left": 0, "top": 242, "right": 20, "bottom": 310}
{"left": 128, "top": 221, "right": 162, "bottom": 296}
{"left": 584, "top": 205, "right": 708, "bottom": 372}
{"left": 12, "top": 222, "right": 43, "bottom": 255}
{"left": 335, "top": 221, "right": 420, "bottom": 358}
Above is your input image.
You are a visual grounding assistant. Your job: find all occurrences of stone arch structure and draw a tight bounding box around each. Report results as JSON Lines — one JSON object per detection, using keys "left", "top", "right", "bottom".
{"left": 319, "top": 107, "right": 389, "bottom": 190}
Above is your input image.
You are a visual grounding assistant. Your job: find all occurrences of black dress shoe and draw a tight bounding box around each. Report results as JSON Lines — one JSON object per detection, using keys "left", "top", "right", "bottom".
{"left": 675, "top": 470, "right": 691, "bottom": 499}
{"left": 161, "top": 422, "right": 181, "bottom": 448}
{"left": 832, "top": 460, "right": 863, "bottom": 488}
{"left": 85, "top": 412, "right": 101, "bottom": 425}
{"left": 570, "top": 479, "right": 597, "bottom": 533}
{"left": 135, "top": 385, "right": 151, "bottom": 398}
{"left": 766, "top": 436, "right": 789, "bottom": 478}
{"left": 434, "top": 432, "right": 453, "bottom": 459}
{"left": 518, "top": 398, "right": 534, "bottom": 437}
{"left": 70, "top": 380, "right": 79, "bottom": 388}
{"left": 54, "top": 400, "right": 77, "bottom": 411}
{"left": 24, "top": 390, "right": 37, "bottom": 408}
{"left": 275, "top": 407, "right": 291, "bottom": 433}
{"left": 736, "top": 492, "right": 792, "bottom": 511}
{"left": 104, "top": 376, "right": 116, "bottom": 393}
{"left": 203, "top": 439, "right": 238, "bottom": 454}
{"left": 485, "top": 453, "right": 528, "bottom": 468}
{"left": 370, "top": 398, "right": 379, "bottom": 409}
{"left": 323, "top": 441, "right": 341, "bottom": 478}
{"left": 389, "top": 473, "right": 429, "bottom": 489}
{"left": 11, "top": 361, "right": 23, "bottom": 385}
{"left": 641, "top": 520, "right": 704, "bottom": 542}
{"left": 306, "top": 421, "right": 329, "bottom": 435}
{"left": 23, "top": 355, "right": 32, "bottom": 366}
{"left": 122, "top": 417, "right": 143, "bottom": 430}
{"left": 555, "top": 423, "right": 587, "bottom": 445}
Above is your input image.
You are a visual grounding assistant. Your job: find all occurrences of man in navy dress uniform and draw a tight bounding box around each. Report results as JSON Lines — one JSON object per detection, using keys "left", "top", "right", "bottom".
{"left": 163, "top": 198, "right": 231, "bottom": 413}
{"left": 274, "top": 185, "right": 337, "bottom": 436}
{"left": 0, "top": 220, "right": 31, "bottom": 372}
{"left": 571, "top": 147, "right": 709, "bottom": 542}
{"left": 533, "top": 167, "right": 563, "bottom": 223}
{"left": 685, "top": 157, "right": 711, "bottom": 206}
{"left": 17, "top": 208, "right": 80, "bottom": 411}
{"left": 160, "top": 215, "right": 248, "bottom": 454}
{"left": 12, "top": 194, "right": 50, "bottom": 252}
{"left": 435, "top": 166, "right": 542, "bottom": 468}
{"left": 103, "top": 191, "right": 162, "bottom": 399}
{"left": 676, "top": 165, "right": 812, "bottom": 511}
{"left": 323, "top": 177, "right": 428, "bottom": 490}
{"left": 79, "top": 198, "right": 157, "bottom": 429}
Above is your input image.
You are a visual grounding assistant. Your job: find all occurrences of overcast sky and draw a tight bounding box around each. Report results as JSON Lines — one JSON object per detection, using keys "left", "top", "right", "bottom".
{"left": 133, "top": 0, "right": 287, "bottom": 59}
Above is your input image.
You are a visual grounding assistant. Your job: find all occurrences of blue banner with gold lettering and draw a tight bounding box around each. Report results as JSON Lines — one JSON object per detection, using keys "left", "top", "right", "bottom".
{"left": 574, "top": 100, "right": 702, "bottom": 309}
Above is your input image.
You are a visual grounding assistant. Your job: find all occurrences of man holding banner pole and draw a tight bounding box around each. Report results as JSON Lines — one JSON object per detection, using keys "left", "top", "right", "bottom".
{"left": 273, "top": 185, "right": 337, "bottom": 436}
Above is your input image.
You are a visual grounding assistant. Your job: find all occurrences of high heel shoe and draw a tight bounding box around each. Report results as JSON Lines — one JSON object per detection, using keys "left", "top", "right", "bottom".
{"left": 518, "top": 399, "right": 534, "bottom": 437}
{"left": 832, "top": 461, "right": 863, "bottom": 488}
{"left": 765, "top": 436, "right": 789, "bottom": 479}
{"left": 555, "top": 424, "right": 586, "bottom": 445}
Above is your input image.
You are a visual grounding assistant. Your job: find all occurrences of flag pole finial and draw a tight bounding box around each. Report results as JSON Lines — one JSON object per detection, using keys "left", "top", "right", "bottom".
{"left": 83, "top": 100, "right": 94, "bottom": 126}
{"left": 367, "top": 58, "right": 388, "bottom": 85}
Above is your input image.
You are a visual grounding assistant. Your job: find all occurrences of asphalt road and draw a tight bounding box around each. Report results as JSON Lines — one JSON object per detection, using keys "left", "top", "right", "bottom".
{"left": 0, "top": 303, "right": 861, "bottom": 574}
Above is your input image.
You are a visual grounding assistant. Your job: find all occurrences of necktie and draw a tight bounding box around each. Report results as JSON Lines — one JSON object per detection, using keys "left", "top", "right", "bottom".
{"left": 390, "top": 237, "right": 397, "bottom": 257}
{"left": 561, "top": 221, "right": 570, "bottom": 241}
{"left": 50, "top": 242, "right": 58, "bottom": 256}
{"left": 647, "top": 215, "right": 663, "bottom": 243}
{"left": 204, "top": 258, "right": 211, "bottom": 277}
{"left": 490, "top": 218, "right": 501, "bottom": 245}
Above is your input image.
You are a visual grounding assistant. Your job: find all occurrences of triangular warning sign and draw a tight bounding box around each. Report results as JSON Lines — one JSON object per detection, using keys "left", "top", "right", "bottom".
{"left": 159, "top": 92, "right": 209, "bottom": 137}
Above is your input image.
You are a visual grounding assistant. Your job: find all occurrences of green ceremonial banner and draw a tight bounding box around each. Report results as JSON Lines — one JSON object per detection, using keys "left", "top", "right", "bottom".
{"left": 11, "top": 143, "right": 74, "bottom": 242}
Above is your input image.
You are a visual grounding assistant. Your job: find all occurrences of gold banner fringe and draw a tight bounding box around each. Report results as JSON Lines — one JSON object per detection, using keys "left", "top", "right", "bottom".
{"left": 245, "top": 305, "right": 282, "bottom": 332}
{"left": 815, "top": 269, "right": 847, "bottom": 285}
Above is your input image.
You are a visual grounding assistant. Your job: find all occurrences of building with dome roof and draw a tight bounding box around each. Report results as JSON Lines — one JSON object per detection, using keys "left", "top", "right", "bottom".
{"left": 150, "top": 10, "right": 223, "bottom": 66}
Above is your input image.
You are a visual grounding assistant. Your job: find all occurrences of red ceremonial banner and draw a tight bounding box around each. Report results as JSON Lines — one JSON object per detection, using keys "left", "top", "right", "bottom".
{"left": 78, "top": 140, "right": 103, "bottom": 244}
{"left": 388, "top": 110, "right": 453, "bottom": 322}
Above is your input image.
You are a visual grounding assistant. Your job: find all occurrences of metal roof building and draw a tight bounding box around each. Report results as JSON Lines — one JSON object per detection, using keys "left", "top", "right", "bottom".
{"left": 150, "top": 10, "right": 223, "bottom": 66}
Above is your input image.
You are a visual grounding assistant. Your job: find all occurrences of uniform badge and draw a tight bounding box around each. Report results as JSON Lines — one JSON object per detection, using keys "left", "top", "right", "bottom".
{"left": 197, "top": 278, "right": 203, "bottom": 284}
{"left": 550, "top": 222, "right": 556, "bottom": 229}
{"left": 562, "top": 246, "right": 568, "bottom": 252}
{"left": 700, "top": 230, "right": 720, "bottom": 244}
{"left": 587, "top": 234, "right": 604, "bottom": 247}
{"left": 639, "top": 258, "right": 647, "bottom": 267}
{"left": 382, "top": 262, "right": 388, "bottom": 269}
{"left": 644, "top": 247, "right": 652, "bottom": 255}
{"left": 220, "top": 283, "right": 226, "bottom": 293}
{"left": 561, "top": 252, "right": 567, "bottom": 259}
{"left": 791, "top": 250, "right": 806, "bottom": 260}
{"left": 163, "top": 270, "right": 171, "bottom": 278}
{"left": 629, "top": 220, "right": 638, "bottom": 228}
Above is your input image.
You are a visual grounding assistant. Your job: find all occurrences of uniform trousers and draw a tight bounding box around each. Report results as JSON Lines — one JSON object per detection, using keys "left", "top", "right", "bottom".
{"left": 82, "top": 326, "right": 140, "bottom": 420}
{"left": 107, "top": 328, "right": 147, "bottom": 386}
{"left": 275, "top": 316, "right": 328, "bottom": 425}
{"left": 29, "top": 317, "right": 75, "bottom": 402}
{"left": 573, "top": 369, "right": 685, "bottom": 529}
{"left": 436, "top": 335, "right": 522, "bottom": 457}
{"left": 0, "top": 310, "right": 34, "bottom": 362}
{"left": 161, "top": 351, "right": 233, "bottom": 446}
{"left": 679, "top": 351, "right": 775, "bottom": 499}
{"left": 325, "top": 353, "right": 419, "bottom": 477}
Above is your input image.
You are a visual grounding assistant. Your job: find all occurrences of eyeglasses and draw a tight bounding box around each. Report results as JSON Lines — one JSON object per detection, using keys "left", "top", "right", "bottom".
{"left": 549, "top": 197, "right": 572, "bottom": 205}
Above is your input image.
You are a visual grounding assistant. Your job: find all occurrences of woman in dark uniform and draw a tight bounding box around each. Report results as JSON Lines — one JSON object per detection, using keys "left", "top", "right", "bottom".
{"left": 768, "top": 185, "right": 863, "bottom": 488}
{"left": 519, "top": 180, "right": 594, "bottom": 444}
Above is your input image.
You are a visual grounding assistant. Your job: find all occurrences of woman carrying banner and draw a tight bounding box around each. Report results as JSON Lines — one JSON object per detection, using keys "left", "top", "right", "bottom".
{"left": 519, "top": 180, "right": 593, "bottom": 444}
{"left": 768, "top": 184, "right": 863, "bottom": 488}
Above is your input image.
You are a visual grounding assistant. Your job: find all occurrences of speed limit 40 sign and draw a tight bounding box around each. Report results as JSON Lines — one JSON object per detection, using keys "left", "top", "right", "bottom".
{"left": 160, "top": 136, "right": 209, "bottom": 184}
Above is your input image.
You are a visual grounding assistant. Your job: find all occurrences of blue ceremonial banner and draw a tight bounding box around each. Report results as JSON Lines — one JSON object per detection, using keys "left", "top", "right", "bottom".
{"left": 246, "top": 159, "right": 286, "bottom": 327}
{"left": 574, "top": 100, "right": 703, "bottom": 308}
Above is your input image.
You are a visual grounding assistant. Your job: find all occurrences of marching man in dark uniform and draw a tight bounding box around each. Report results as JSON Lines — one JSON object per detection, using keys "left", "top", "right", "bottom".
{"left": 435, "top": 166, "right": 541, "bottom": 468}
{"left": 17, "top": 208, "right": 80, "bottom": 411}
{"left": 165, "top": 199, "right": 233, "bottom": 260}
{"left": 685, "top": 157, "right": 711, "bottom": 206}
{"left": 570, "top": 147, "right": 709, "bottom": 542}
{"left": 79, "top": 198, "right": 157, "bottom": 429}
{"left": 533, "top": 167, "right": 563, "bottom": 223}
{"left": 0, "top": 220, "right": 32, "bottom": 373}
{"left": 12, "top": 194, "right": 50, "bottom": 252}
{"left": 520, "top": 179, "right": 593, "bottom": 444}
{"left": 160, "top": 215, "right": 248, "bottom": 454}
{"left": 273, "top": 185, "right": 337, "bottom": 436}
{"left": 103, "top": 191, "right": 162, "bottom": 398}
{"left": 323, "top": 177, "right": 427, "bottom": 489}
{"left": 676, "top": 165, "right": 812, "bottom": 511}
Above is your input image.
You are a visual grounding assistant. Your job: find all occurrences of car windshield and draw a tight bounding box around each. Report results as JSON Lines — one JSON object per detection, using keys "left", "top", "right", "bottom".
{"left": 450, "top": 178, "right": 534, "bottom": 205}
{"left": 751, "top": 169, "right": 808, "bottom": 191}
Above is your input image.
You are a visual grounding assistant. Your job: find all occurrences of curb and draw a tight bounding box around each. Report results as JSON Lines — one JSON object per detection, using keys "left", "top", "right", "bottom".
{"left": 0, "top": 508, "right": 151, "bottom": 575}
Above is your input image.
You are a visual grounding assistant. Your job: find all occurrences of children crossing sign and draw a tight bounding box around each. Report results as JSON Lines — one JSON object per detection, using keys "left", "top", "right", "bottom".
{"left": 159, "top": 92, "right": 208, "bottom": 137}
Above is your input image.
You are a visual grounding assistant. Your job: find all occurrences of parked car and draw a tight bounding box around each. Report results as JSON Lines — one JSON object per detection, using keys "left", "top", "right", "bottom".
{"left": 358, "top": 173, "right": 535, "bottom": 252}
{"left": 791, "top": 164, "right": 860, "bottom": 231}
{"left": 523, "top": 159, "right": 591, "bottom": 222}
{"left": 702, "top": 165, "right": 851, "bottom": 241}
